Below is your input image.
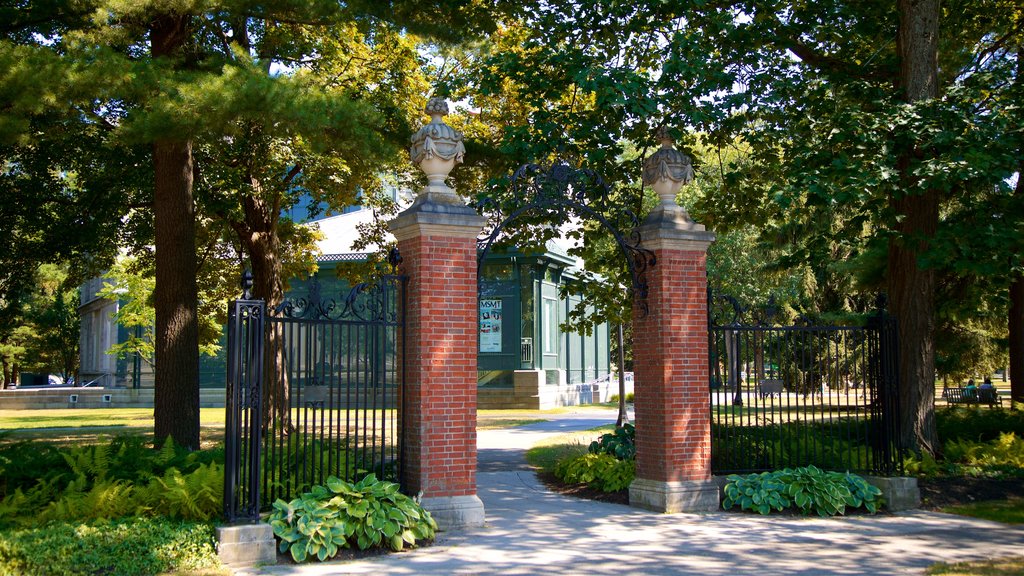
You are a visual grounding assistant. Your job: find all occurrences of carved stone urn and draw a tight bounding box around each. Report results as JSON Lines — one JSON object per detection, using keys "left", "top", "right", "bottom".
{"left": 642, "top": 126, "right": 694, "bottom": 217}
{"left": 409, "top": 97, "right": 466, "bottom": 203}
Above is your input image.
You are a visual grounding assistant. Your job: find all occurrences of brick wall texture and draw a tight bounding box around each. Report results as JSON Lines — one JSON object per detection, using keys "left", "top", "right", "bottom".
{"left": 632, "top": 247, "right": 712, "bottom": 483}
{"left": 397, "top": 233, "right": 478, "bottom": 498}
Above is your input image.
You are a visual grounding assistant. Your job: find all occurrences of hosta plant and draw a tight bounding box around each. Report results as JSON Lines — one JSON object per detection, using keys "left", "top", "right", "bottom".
{"left": 554, "top": 453, "right": 635, "bottom": 492}
{"left": 722, "top": 466, "right": 883, "bottom": 516}
{"left": 588, "top": 423, "right": 635, "bottom": 461}
{"left": 268, "top": 474, "right": 436, "bottom": 563}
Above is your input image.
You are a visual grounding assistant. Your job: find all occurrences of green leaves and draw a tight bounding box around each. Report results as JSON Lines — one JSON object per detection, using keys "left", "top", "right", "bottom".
{"left": 722, "top": 466, "right": 883, "bottom": 516}
{"left": 588, "top": 423, "right": 636, "bottom": 461}
{"left": 554, "top": 452, "right": 636, "bottom": 492}
{"left": 267, "top": 475, "right": 437, "bottom": 562}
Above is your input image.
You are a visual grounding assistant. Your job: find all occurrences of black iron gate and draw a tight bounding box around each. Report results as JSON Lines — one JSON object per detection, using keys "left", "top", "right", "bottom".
{"left": 708, "top": 292, "right": 901, "bottom": 476}
{"left": 224, "top": 265, "right": 407, "bottom": 522}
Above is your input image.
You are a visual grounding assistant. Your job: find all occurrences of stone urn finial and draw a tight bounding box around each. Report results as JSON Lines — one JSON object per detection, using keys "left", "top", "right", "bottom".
{"left": 409, "top": 97, "right": 466, "bottom": 202}
{"left": 642, "top": 126, "right": 694, "bottom": 215}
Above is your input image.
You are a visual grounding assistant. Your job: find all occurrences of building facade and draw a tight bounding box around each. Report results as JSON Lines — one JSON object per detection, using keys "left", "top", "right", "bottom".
{"left": 79, "top": 208, "right": 622, "bottom": 408}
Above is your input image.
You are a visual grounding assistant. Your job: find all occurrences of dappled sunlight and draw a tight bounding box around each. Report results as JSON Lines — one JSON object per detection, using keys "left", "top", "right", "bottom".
{"left": 242, "top": 412, "right": 1024, "bottom": 576}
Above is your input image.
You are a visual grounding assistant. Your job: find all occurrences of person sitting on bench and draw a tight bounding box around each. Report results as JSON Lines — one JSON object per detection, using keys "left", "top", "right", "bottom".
{"left": 965, "top": 379, "right": 978, "bottom": 399}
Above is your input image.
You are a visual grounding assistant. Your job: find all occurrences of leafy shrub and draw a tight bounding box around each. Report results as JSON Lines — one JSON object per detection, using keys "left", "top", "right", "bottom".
{"left": 722, "top": 466, "right": 883, "bottom": 516}
{"left": 553, "top": 453, "right": 636, "bottom": 492}
{"left": 721, "top": 471, "right": 791, "bottom": 515}
{"left": 607, "top": 393, "right": 635, "bottom": 403}
{"left": 268, "top": 474, "right": 436, "bottom": 562}
{"left": 936, "top": 407, "right": 1024, "bottom": 444}
{"left": 944, "top": 433, "right": 1024, "bottom": 475}
{"left": 0, "top": 437, "right": 224, "bottom": 527}
{"left": 588, "top": 423, "right": 635, "bottom": 461}
{"left": 262, "top": 432, "right": 398, "bottom": 500}
{"left": 0, "top": 517, "right": 221, "bottom": 576}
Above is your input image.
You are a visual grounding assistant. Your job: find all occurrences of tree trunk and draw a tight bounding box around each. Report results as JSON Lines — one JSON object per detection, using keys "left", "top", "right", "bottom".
{"left": 890, "top": 0, "right": 940, "bottom": 454}
{"left": 150, "top": 11, "right": 200, "bottom": 451}
{"left": 1009, "top": 48, "right": 1024, "bottom": 409}
{"left": 1011, "top": 276, "right": 1024, "bottom": 407}
{"left": 233, "top": 186, "right": 291, "bottom": 432}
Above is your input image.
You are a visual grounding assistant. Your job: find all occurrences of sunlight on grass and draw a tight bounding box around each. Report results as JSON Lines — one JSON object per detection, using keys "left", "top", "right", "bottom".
{"left": 927, "top": 556, "right": 1024, "bottom": 576}
{"left": 477, "top": 418, "right": 548, "bottom": 430}
{"left": 941, "top": 498, "right": 1024, "bottom": 525}
{"left": 0, "top": 408, "right": 226, "bottom": 430}
{"left": 525, "top": 424, "right": 615, "bottom": 472}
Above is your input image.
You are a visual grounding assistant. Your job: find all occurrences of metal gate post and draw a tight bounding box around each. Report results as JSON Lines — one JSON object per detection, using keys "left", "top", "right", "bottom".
{"left": 224, "top": 272, "right": 266, "bottom": 523}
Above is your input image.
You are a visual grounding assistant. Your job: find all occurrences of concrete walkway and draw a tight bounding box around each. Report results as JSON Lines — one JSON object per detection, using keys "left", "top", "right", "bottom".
{"left": 239, "top": 409, "right": 1024, "bottom": 576}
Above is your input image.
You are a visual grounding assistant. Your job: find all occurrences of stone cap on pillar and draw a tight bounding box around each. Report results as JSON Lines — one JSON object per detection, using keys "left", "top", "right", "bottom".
{"left": 392, "top": 96, "right": 485, "bottom": 241}
{"left": 640, "top": 126, "right": 714, "bottom": 250}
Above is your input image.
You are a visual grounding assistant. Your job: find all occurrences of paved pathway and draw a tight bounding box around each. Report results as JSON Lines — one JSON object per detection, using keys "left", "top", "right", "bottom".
{"left": 240, "top": 409, "right": 1024, "bottom": 576}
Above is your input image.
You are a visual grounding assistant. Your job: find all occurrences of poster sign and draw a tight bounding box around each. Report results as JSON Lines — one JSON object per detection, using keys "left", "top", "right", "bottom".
{"left": 480, "top": 299, "right": 502, "bottom": 353}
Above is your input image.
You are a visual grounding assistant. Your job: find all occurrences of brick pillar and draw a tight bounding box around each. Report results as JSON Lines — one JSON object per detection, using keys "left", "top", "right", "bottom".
{"left": 390, "top": 200, "right": 486, "bottom": 529}
{"left": 629, "top": 208, "right": 718, "bottom": 513}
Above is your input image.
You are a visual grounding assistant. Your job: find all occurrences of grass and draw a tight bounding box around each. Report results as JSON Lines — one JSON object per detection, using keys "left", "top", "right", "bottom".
{"left": 926, "top": 497, "right": 1024, "bottom": 575}
{"left": 477, "top": 418, "right": 548, "bottom": 430}
{"left": 0, "top": 407, "right": 226, "bottom": 430}
{"left": 940, "top": 497, "right": 1024, "bottom": 525}
{"left": 927, "top": 557, "right": 1024, "bottom": 575}
{"left": 525, "top": 424, "right": 614, "bottom": 472}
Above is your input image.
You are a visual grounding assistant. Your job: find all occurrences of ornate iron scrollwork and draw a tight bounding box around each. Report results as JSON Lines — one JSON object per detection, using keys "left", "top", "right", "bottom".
{"left": 476, "top": 162, "right": 656, "bottom": 316}
{"left": 274, "top": 254, "right": 405, "bottom": 324}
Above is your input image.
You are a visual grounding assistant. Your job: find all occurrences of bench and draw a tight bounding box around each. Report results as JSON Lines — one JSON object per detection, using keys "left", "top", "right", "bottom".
{"left": 943, "top": 387, "right": 1002, "bottom": 406}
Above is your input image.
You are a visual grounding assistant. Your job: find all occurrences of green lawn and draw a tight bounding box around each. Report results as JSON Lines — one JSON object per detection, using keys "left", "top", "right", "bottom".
{"left": 0, "top": 408, "right": 226, "bottom": 430}
{"left": 927, "top": 557, "right": 1024, "bottom": 576}
{"left": 524, "top": 424, "right": 614, "bottom": 472}
{"left": 940, "top": 497, "right": 1024, "bottom": 525}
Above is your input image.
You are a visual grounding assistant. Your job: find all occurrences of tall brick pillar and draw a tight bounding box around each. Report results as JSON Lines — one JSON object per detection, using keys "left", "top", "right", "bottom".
{"left": 390, "top": 98, "right": 486, "bottom": 529}
{"left": 629, "top": 128, "right": 718, "bottom": 513}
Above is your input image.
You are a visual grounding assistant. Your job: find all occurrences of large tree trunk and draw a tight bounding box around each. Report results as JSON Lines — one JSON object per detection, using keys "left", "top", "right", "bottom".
{"left": 233, "top": 187, "right": 291, "bottom": 432}
{"left": 151, "top": 14, "right": 201, "bottom": 450}
{"left": 890, "top": 0, "right": 940, "bottom": 454}
{"left": 1011, "top": 276, "right": 1024, "bottom": 407}
{"left": 1010, "top": 48, "right": 1024, "bottom": 409}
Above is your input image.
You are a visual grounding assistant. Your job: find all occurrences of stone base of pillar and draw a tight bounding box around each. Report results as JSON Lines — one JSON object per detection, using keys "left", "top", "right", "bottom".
{"left": 629, "top": 478, "right": 720, "bottom": 513}
{"left": 865, "top": 476, "right": 920, "bottom": 511}
{"left": 420, "top": 495, "right": 486, "bottom": 531}
{"left": 215, "top": 523, "right": 277, "bottom": 568}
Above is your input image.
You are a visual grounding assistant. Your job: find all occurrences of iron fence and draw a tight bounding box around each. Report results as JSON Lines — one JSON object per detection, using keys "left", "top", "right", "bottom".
{"left": 224, "top": 266, "right": 406, "bottom": 521}
{"left": 708, "top": 292, "right": 901, "bottom": 476}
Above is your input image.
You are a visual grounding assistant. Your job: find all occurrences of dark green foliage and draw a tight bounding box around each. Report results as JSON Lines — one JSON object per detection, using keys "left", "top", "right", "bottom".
{"left": 722, "top": 466, "right": 883, "bottom": 516}
{"left": 0, "top": 436, "right": 224, "bottom": 526}
{"left": 711, "top": 420, "right": 875, "bottom": 474}
{"left": 261, "top": 432, "right": 398, "bottom": 503}
{"left": 904, "top": 432, "right": 1024, "bottom": 478}
{"left": 268, "top": 474, "right": 436, "bottom": 562}
{"left": 936, "top": 407, "right": 1024, "bottom": 444}
{"left": 0, "top": 517, "right": 221, "bottom": 576}
{"left": 588, "top": 423, "right": 635, "bottom": 461}
{"left": 553, "top": 453, "right": 636, "bottom": 493}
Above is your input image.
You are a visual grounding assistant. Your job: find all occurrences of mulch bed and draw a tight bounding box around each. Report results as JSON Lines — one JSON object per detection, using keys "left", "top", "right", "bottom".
{"left": 538, "top": 470, "right": 1024, "bottom": 512}
{"left": 918, "top": 476, "right": 1024, "bottom": 509}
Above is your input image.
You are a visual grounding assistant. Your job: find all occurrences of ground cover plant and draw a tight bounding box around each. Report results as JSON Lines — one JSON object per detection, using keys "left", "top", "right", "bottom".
{"left": 268, "top": 474, "right": 436, "bottom": 562}
{"left": 0, "top": 517, "right": 223, "bottom": 576}
{"left": 0, "top": 435, "right": 223, "bottom": 527}
{"left": 0, "top": 435, "right": 226, "bottom": 575}
{"left": 721, "top": 466, "right": 883, "bottom": 516}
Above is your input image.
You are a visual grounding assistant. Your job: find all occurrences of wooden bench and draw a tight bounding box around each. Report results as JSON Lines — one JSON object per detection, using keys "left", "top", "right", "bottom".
{"left": 943, "top": 387, "right": 1002, "bottom": 407}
